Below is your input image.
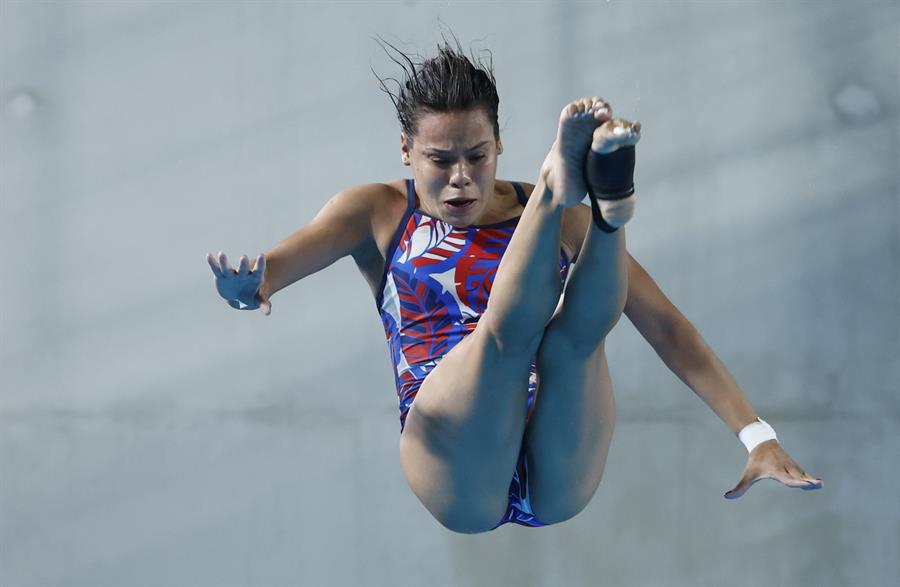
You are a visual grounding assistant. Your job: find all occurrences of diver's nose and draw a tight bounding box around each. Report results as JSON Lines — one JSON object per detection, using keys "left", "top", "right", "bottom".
{"left": 449, "top": 162, "right": 472, "bottom": 188}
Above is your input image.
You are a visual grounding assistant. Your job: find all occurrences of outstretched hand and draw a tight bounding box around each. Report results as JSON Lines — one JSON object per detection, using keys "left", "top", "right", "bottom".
{"left": 207, "top": 251, "right": 272, "bottom": 315}
{"left": 724, "top": 439, "right": 823, "bottom": 499}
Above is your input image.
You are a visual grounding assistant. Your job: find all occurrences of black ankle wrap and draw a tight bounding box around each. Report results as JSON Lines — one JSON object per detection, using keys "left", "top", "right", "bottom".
{"left": 585, "top": 145, "right": 636, "bottom": 232}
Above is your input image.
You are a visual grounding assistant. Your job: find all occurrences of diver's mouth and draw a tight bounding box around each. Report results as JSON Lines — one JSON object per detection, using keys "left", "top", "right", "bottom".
{"left": 444, "top": 198, "right": 476, "bottom": 211}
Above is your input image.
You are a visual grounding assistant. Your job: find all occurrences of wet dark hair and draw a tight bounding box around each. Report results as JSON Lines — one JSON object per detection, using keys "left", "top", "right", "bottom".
{"left": 372, "top": 33, "right": 500, "bottom": 147}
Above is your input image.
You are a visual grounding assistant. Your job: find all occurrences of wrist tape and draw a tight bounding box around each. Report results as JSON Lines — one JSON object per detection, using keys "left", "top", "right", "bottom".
{"left": 585, "top": 145, "right": 636, "bottom": 232}
{"left": 738, "top": 417, "right": 778, "bottom": 453}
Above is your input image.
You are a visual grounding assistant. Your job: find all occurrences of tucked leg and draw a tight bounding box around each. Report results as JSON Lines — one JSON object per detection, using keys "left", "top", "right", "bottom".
{"left": 525, "top": 117, "right": 641, "bottom": 524}
{"left": 525, "top": 226, "right": 626, "bottom": 524}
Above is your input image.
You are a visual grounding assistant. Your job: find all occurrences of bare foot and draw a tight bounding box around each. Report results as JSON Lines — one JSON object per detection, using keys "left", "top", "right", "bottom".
{"left": 541, "top": 97, "right": 613, "bottom": 207}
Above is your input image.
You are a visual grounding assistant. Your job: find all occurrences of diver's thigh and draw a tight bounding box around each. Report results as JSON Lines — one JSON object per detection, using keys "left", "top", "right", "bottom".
{"left": 406, "top": 327, "right": 536, "bottom": 440}
{"left": 526, "top": 337, "right": 616, "bottom": 524}
{"left": 399, "top": 327, "right": 537, "bottom": 532}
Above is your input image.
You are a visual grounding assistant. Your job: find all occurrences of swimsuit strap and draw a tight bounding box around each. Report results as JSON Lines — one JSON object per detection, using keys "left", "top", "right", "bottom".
{"left": 375, "top": 180, "right": 419, "bottom": 309}
{"left": 404, "top": 178, "right": 417, "bottom": 213}
{"left": 512, "top": 182, "right": 528, "bottom": 207}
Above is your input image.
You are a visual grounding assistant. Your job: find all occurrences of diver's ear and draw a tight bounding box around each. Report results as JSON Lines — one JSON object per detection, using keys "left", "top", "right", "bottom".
{"left": 496, "top": 139, "right": 503, "bottom": 155}
{"left": 400, "top": 132, "right": 411, "bottom": 166}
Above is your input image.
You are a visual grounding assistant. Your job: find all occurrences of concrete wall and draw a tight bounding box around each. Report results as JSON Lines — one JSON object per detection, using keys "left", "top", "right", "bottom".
{"left": 1, "top": 1, "right": 897, "bottom": 585}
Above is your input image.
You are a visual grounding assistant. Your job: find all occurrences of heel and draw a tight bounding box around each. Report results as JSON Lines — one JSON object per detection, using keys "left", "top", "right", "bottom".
{"left": 587, "top": 189, "right": 633, "bottom": 232}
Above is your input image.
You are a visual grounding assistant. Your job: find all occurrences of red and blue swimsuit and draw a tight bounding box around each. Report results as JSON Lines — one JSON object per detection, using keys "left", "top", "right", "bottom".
{"left": 376, "top": 178, "right": 571, "bottom": 528}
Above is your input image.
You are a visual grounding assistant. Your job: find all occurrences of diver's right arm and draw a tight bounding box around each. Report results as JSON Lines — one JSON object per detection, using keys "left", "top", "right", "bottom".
{"left": 207, "top": 184, "right": 379, "bottom": 315}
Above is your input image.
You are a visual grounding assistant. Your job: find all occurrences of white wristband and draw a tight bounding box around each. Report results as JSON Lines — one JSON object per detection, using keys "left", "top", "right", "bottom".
{"left": 738, "top": 417, "right": 778, "bottom": 453}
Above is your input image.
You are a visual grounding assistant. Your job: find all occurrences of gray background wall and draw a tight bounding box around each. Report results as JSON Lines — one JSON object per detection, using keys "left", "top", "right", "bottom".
{"left": 1, "top": 1, "right": 897, "bottom": 586}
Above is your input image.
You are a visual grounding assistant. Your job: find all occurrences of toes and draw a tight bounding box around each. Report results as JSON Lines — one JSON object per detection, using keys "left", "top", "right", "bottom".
{"left": 561, "top": 102, "right": 580, "bottom": 119}
{"left": 591, "top": 118, "right": 642, "bottom": 153}
{"left": 575, "top": 99, "right": 593, "bottom": 118}
{"left": 562, "top": 97, "right": 613, "bottom": 120}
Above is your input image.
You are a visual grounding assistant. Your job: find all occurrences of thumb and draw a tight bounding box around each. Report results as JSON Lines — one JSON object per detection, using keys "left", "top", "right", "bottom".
{"left": 724, "top": 472, "right": 755, "bottom": 500}
{"left": 259, "top": 296, "right": 272, "bottom": 316}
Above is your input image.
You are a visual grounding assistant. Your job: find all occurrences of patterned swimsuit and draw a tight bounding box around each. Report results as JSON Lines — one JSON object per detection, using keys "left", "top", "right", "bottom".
{"left": 376, "top": 178, "right": 571, "bottom": 529}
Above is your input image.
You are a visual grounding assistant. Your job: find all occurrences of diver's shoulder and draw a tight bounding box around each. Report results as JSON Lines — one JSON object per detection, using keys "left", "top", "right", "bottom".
{"left": 332, "top": 180, "right": 407, "bottom": 214}
{"left": 338, "top": 180, "right": 403, "bottom": 201}
{"left": 354, "top": 180, "right": 412, "bottom": 234}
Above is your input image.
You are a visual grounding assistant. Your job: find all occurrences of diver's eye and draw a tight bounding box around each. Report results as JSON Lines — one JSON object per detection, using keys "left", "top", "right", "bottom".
{"left": 430, "top": 158, "right": 449, "bottom": 165}
{"left": 470, "top": 155, "right": 485, "bottom": 162}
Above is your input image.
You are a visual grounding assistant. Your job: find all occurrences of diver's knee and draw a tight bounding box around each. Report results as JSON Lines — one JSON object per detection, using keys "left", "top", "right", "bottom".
{"left": 430, "top": 501, "right": 506, "bottom": 534}
{"left": 532, "top": 492, "right": 594, "bottom": 526}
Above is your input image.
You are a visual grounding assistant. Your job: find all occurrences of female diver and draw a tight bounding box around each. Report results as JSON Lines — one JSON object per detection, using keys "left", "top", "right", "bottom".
{"left": 206, "top": 40, "right": 822, "bottom": 534}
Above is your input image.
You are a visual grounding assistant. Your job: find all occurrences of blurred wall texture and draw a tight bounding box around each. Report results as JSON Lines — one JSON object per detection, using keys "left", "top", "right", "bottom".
{"left": 1, "top": 1, "right": 897, "bottom": 586}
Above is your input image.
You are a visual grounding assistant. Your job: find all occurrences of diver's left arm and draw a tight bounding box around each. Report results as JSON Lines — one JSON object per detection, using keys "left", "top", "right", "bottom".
{"left": 624, "top": 252, "right": 824, "bottom": 498}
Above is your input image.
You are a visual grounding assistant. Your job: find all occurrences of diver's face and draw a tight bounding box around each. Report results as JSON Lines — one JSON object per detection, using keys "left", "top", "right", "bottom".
{"left": 400, "top": 108, "right": 503, "bottom": 226}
